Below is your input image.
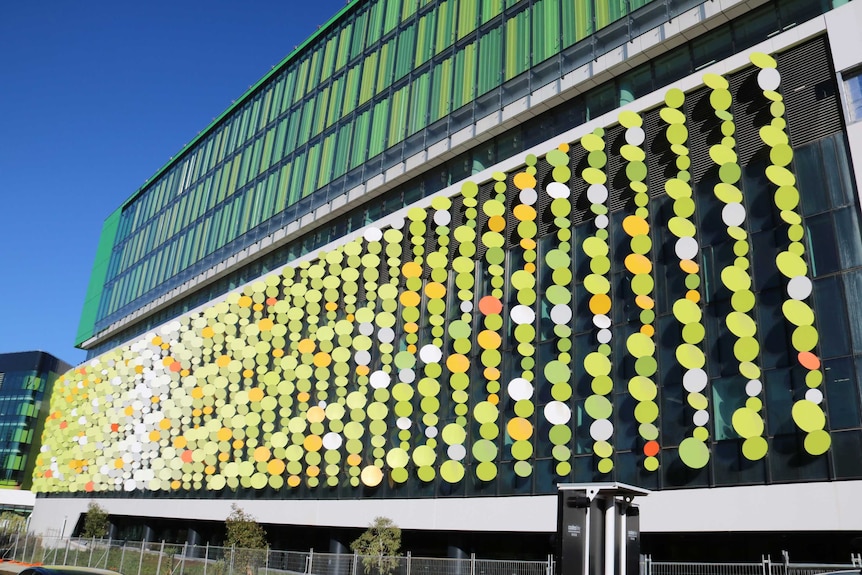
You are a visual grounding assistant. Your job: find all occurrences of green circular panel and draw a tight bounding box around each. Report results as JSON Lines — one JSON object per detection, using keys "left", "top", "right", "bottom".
{"left": 440, "top": 460, "right": 465, "bottom": 483}
{"left": 703, "top": 73, "right": 729, "bottom": 90}
{"left": 594, "top": 441, "right": 614, "bottom": 459}
{"left": 709, "top": 145, "right": 737, "bottom": 166}
{"left": 545, "top": 361, "right": 572, "bottom": 384}
{"left": 583, "top": 237, "right": 609, "bottom": 258}
{"left": 688, "top": 392, "right": 708, "bottom": 410}
{"left": 660, "top": 107, "right": 686, "bottom": 125}
{"left": 726, "top": 311, "right": 757, "bottom": 337}
{"left": 676, "top": 344, "right": 706, "bottom": 369}
{"left": 750, "top": 52, "right": 777, "bottom": 68}
{"left": 511, "top": 440, "right": 534, "bottom": 460}
{"left": 710, "top": 89, "right": 732, "bottom": 111}
{"left": 782, "top": 300, "right": 815, "bottom": 326}
{"left": 678, "top": 437, "right": 710, "bottom": 469}
{"left": 665, "top": 179, "right": 691, "bottom": 200}
{"left": 585, "top": 395, "right": 613, "bottom": 419}
{"left": 804, "top": 429, "right": 831, "bottom": 455}
{"left": 714, "top": 183, "right": 743, "bottom": 204}
{"left": 619, "top": 110, "right": 642, "bottom": 128}
{"left": 721, "top": 266, "right": 751, "bottom": 292}
{"left": 673, "top": 298, "right": 701, "bottom": 324}
{"left": 626, "top": 162, "right": 647, "bottom": 182}
{"left": 776, "top": 251, "right": 808, "bottom": 279}
{"left": 630, "top": 235, "right": 652, "bottom": 255}
{"left": 581, "top": 133, "right": 605, "bottom": 152}
{"left": 760, "top": 125, "right": 788, "bottom": 147}
{"left": 774, "top": 186, "right": 800, "bottom": 211}
{"left": 592, "top": 376, "right": 613, "bottom": 395}
{"left": 549, "top": 424, "right": 572, "bottom": 445}
{"left": 620, "top": 145, "right": 645, "bottom": 163}
{"left": 628, "top": 376, "right": 657, "bottom": 401}
{"left": 732, "top": 407, "right": 764, "bottom": 439}
{"left": 719, "top": 163, "right": 741, "bottom": 184}
{"left": 673, "top": 197, "right": 696, "bottom": 218}
{"left": 635, "top": 356, "right": 657, "bottom": 377}
{"left": 741, "top": 436, "right": 768, "bottom": 460}
{"left": 546, "top": 148, "right": 569, "bottom": 166}
{"left": 766, "top": 165, "right": 795, "bottom": 187}
{"left": 731, "top": 289, "right": 756, "bottom": 313}
{"left": 665, "top": 88, "right": 685, "bottom": 108}
{"left": 627, "top": 332, "right": 655, "bottom": 359}
{"left": 792, "top": 325, "right": 819, "bottom": 352}
{"left": 734, "top": 337, "right": 760, "bottom": 362}
{"left": 474, "top": 401, "right": 499, "bottom": 423}
{"left": 682, "top": 323, "right": 705, "bottom": 344}
{"left": 583, "top": 167, "right": 607, "bottom": 185}
{"left": 770, "top": 144, "right": 793, "bottom": 167}
{"left": 472, "top": 439, "right": 498, "bottom": 462}
{"left": 634, "top": 401, "right": 659, "bottom": 423}
{"left": 666, "top": 124, "right": 688, "bottom": 145}
{"left": 792, "top": 400, "right": 826, "bottom": 432}
{"left": 585, "top": 352, "right": 612, "bottom": 377}
{"left": 639, "top": 423, "right": 659, "bottom": 441}
{"left": 584, "top": 274, "right": 610, "bottom": 295}
{"left": 514, "top": 460, "right": 532, "bottom": 477}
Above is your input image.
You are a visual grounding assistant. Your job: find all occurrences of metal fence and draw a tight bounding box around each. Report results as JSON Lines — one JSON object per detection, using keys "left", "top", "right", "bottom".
{"left": 644, "top": 553, "right": 862, "bottom": 575}
{"left": 0, "top": 535, "right": 554, "bottom": 575}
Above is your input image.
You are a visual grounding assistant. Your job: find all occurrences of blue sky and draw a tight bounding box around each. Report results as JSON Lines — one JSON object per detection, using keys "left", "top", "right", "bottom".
{"left": 0, "top": 1, "right": 350, "bottom": 366}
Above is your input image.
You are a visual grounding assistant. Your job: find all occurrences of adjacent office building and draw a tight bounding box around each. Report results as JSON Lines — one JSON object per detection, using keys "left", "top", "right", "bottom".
{"left": 0, "top": 352, "right": 69, "bottom": 513}
{"left": 28, "top": 0, "right": 862, "bottom": 560}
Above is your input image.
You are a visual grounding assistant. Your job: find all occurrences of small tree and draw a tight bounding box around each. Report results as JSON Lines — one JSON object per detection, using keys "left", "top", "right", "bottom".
{"left": 225, "top": 504, "right": 268, "bottom": 575}
{"left": 351, "top": 517, "right": 401, "bottom": 575}
{"left": 81, "top": 502, "right": 109, "bottom": 538}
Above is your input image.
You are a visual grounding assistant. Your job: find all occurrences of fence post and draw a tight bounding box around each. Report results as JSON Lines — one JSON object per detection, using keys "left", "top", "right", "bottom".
{"left": 265, "top": 545, "right": 270, "bottom": 575}
{"left": 406, "top": 551, "right": 411, "bottom": 575}
{"left": 20, "top": 533, "right": 27, "bottom": 564}
{"left": 11, "top": 532, "right": 18, "bottom": 561}
{"left": 230, "top": 544, "right": 235, "bottom": 575}
{"left": 470, "top": 552, "right": 475, "bottom": 575}
{"left": 121, "top": 541, "right": 126, "bottom": 574}
{"left": 138, "top": 539, "right": 146, "bottom": 575}
{"left": 307, "top": 548, "right": 313, "bottom": 575}
{"left": 180, "top": 542, "right": 188, "bottom": 575}
{"left": 204, "top": 543, "right": 209, "bottom": 575}
{"left": 63, "top": 536, "right": 70, "bottom": 565}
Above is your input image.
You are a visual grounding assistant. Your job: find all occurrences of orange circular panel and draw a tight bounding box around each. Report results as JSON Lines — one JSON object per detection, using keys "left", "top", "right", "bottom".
{"left": 524, "top": 263, "right": 536, "bottom": 273}
{"left": 174, "top": 437, "right": 187, "bottom": 449}
{"left": 307, "top": 406, "right": 325, "bottom": 423}
{"left": 402, "top": 262, "right": 423, "bottom": 278}
{"left": 201, "top": 326, "right": 215, "bottom": 338}
{"left": 238, "top": 296, "right": 253, "bottom": 308}
{"left": 297, "top": 391, "right": 311, "bottom": 402}
{"left": 243, "top": 369, "right": 254, "bottom": 379}
{"left": 400, "top": 291, "right": 421, "bottom": 307}
{"left": 520, "top": 238, "right": 537, "bottom": 250}
{"left": 404, "top": 322, "right": 419, "bottom": 334}
{"left": 347, "top": 454, "right": 362, "bottom": 466}
{"left": 267, "top": 459, "right": 285, "bottom": 475}
{"left": 253, "top": 446, "right": 271, "bottom": 462}
{"left": 233, "top": 439, "right": 244, "bottom": 449}
{"left": 152, "top": 336, "right": 163, "bottom": 346}
{"left": 273, "top": 349, "right": 284, "bottom": 358}
{"left": 248, "top": 388, "right": 264, "bottom": 402}
{"left": 513, "top": 204, "right": 537, "bottom": 221}
{"left": 170, "top": 361, "right": 182, "bottom": 372}
{"left": 625, "top": 254, "right": 652, "bottom": 275}
{"left": 488, "top": 215, "right": 506, "bottom": 232}
{"left": 589, "top": 294, "right": 612, "bottom": 315}
{"left": 559, "top": 143, "right": 570, "bottom": 152}
{"left": 635, "top": 295, "right": 655, "bottom": 310}
{"left": 313, "top": 352, "right": 332, "bottom": 368}
{"left": 259, "top": 318, "right": 274, "bottom": 331}
{"left": 171, "top": 480, "right": 182, "bottom": 490}
{"left": 622, "top": 216, "right": 649, "bottom": 237}
{"left": 484, "top": 367, "right": 501, "bottom": 381}
{"left": 356, "top": 365, "right": 370, "bottom": 376}
{"left": 217, "top": 427, "right": 232, "bottom": 441}
{"left": 266, "top": 297, "right": 278, "bottom": 306}
{"left": 85, "top": 481, "right": 94, "bottom": 492}
{"left": 798, "top": 352, "right": 821, "bottom": 371}
{"left": 192, "top": 408, "right": 203, "bottom": 417}
{"left": 218, "top": 453, "right": 230, "bottom": 462}
{"left": 159, "top": 418, "right": 172, "bottom": 430}
{"left": 203, "top": 406, "right": 213, "bottom": 415}
{"left": 149, "top": 430, "right": 161, "bottom": 442}
{"left": 680, "top": 260, "right": 700, "bottom": 274}
{"left": 304, "top": 435, "right": 323, "bottom": 452}
{"left": 205, "top": 465, "right": 216, "bottom": 475}
{"left": 406, "top": 345, "right": 417, "bottom": 354}
{"left": 447, "top": 354, "right": 470, "bottom": 373}
{"left": 287, "top": 475, "right": 301, "bottom": 487}
{"left": 216, "top": 355, "right": 231, "bottom": 368}
{"left": 488, "top": 394, "right": 499, "bottom": 405}
{"left": 514, "top": 172, "right": 537, "bottom": 189}
{"left": 507, "top": 417, "right": 533, "bottom": 441}
{"left": 298, "top": 339, "right": 316, "bottom": 354}
{"left": 640, "top": 325, "right": 655, "bottom": 337}
{"left": 477, "top": 330, "right": 502, "bottom": 350}
{"left": 181, "top": 450, "right": 194, "bottom": 463}
{"left": 425, "top": 282, "right": 446, "bottom": 299}
{"left": 162, "top": 357, "right": 173, "bottom": 367}
{"left": 325, "top": 302, "right": 338, "bottom": 311}
{"left": 644, "top": 440, "right": 660, "bottom": 457}
{"left": 478, "top": 296, "right": 503, "bottom": 315}
{"left": 686, "top": 290, "right": 700, "bottom": 303}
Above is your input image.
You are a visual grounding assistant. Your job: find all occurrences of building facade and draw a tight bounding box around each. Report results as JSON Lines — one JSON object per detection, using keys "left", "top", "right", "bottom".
{"left": 31, "top": 0, "right": 862, "bottom": 561}
{"left": 0, "top": 352, "right": 69, "bottom": 513}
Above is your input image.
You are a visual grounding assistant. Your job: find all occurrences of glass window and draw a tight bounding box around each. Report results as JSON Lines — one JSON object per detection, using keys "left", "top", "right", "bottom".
{"left": 844, "top": 69, "right": 862, "bottom": 123}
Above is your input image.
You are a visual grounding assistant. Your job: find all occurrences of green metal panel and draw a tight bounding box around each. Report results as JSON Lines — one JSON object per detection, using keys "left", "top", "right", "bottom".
{"left": 75, "top": 208, "right": 121, "bottom": 346}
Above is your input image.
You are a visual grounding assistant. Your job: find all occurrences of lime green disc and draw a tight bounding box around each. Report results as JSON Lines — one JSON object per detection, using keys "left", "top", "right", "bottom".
{"left": 806, "top": 369, "right": 823, "bottom": 388}
{"left": 584, "top": 352, "right": 612, "bottom": 377}
{"left": 710, "top": 145, "right": 737, "bottom": 166}
{"left": 583, "top": 167, "right": 607, "bottom": 184}
{"left": 726, "top": 311, "right": 757, "bottom": 338}
{"left": 585, "top": 395, "right": 613, "bottom": 419}
{"left": 678, "top": 437, "right": 710, "bottom": 469}
{"left": 741, "top": 436, "right": 768, "bottom": 460}
{"left": 766, "top": 165, "right": 795, "bottom": 187}
{"left": 629, "top": 376, "right": 657, "bottom": 401}
{"left": 804, "top": 429, "right": 831, "bottom": 455}
{"left": 722, "top": 266, "right": 751, "bottom": 292}
{"left": 665, "top": 88, "right": 685, "bottom": 108}
{"left": 710, "top": 89, "right": 732, "bottom": 111}
{"left": 660, "top": 107, "right": 686, "bottom": 125}
{"left": 581, "top": 133, "right": 605, "bottom": 151}
{"left": 732, "top": 407, "right": 764, "bottom": 438}
{"left": 634, "top": 401, "right": 659, "bottom": 423}
{"left": 440, "top": 460, "right": 465, "bottom": 483}
{"left": 597, "top": 458, "right": 614, "bottom": 473}
{"left": 639, "top": 423, "right": 659, "bottom": 441}
{"left": 714, "top": 183, "right": 743, "bottom": 204}
{"left": 476, "top": 461, "right": 497, "bottom": 481}
{"left": 782, "top": 300, "right": 815, "bottom": 326}
{"left": 792, "top": 400, "right": 826, "bottom": 432}
{"left": 594, "top": 441, "right": 614, "bottom": 458}
{"left": 676, "top": 344, "right": 705, "bottom": 369}
{"left": 514, "top": 460, "right": 533, "bottom": 477}
{"left": 667, "top": 124, "right": 688, "bottom": 145}
{"left": 719, "top": 163, "right": 741, "bottom": 184}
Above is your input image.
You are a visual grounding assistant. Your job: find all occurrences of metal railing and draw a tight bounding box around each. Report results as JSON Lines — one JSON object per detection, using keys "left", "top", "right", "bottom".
{"left": 644, "top": 553, "right": 862, "bottom": 575}
{"left": 0, "top": 536, "right": 554, "bottom": 575}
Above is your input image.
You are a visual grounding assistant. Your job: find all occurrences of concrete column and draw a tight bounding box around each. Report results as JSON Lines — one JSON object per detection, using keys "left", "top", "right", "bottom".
{"left": 329, "top": 535, "right": 350, "bottom": 575}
